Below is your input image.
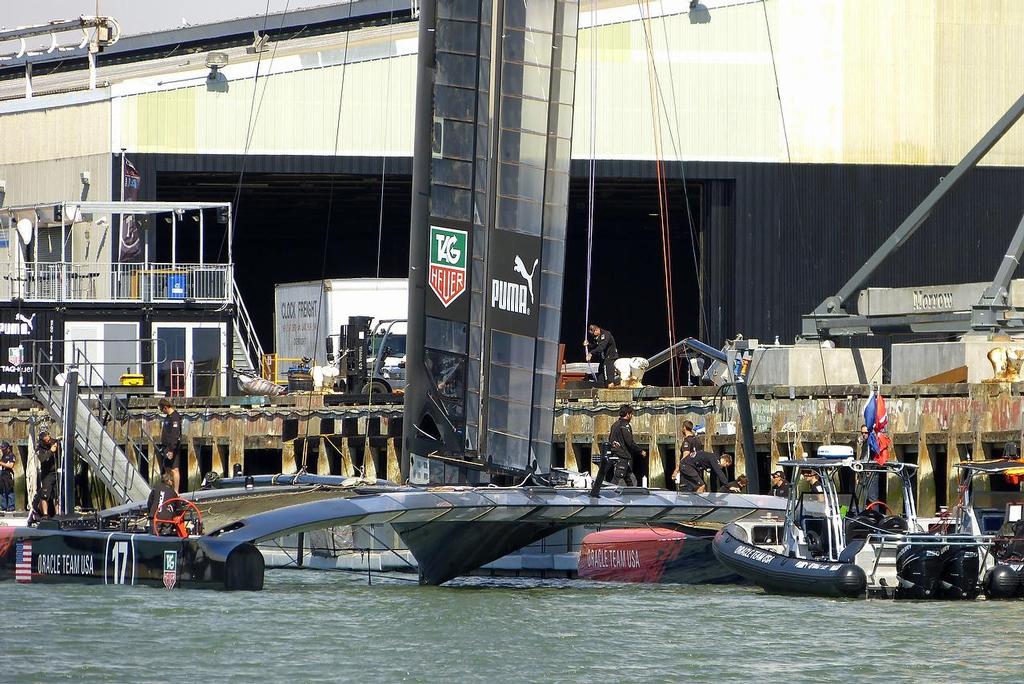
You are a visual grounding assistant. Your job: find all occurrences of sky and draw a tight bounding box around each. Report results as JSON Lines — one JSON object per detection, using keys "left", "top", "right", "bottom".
{"left": 1, "top": 1, "right": 342, "bottom": 37}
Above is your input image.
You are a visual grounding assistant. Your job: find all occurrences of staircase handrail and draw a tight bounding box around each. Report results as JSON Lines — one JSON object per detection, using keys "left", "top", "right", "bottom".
{"left": 232, "top": 280, "right": 265, "bottom": 371}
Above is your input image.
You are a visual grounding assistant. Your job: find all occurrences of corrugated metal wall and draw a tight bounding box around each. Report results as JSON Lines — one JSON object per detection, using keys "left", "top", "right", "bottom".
{"left": 103, "top": 0, "right": 1024, "bottom": 165}
{"left": 118, "top": 55, "right": 417, "bottom": 156}
{"left": 0, "top": 154, "right": 113, "bottom": 209}
{"left": 0, "top": 101, "right": 110, "bottom": 164}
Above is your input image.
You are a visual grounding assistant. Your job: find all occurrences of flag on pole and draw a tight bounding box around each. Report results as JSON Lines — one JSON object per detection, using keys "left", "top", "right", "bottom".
{"left": 863, "top": 389, "right": 892, "bottom": 465}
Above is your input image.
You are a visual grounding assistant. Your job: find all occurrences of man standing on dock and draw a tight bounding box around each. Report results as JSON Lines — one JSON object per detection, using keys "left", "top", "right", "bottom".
{"left": 35, "top": 431, "right": 59, "bottom": 518}
{"left": 158, "top": 398, "right": 183, "bottom": 491}
{"left": 608, "top": 405, "right": 645, "bottom": 486}
{"left": 585, "top": 324, "right": 618, "bottom": 387}
{"left": 0, "top": 441, "right": 15, "bottom": 512}
{"left": 671, "top": 420, "right": 702, "bottom": 486}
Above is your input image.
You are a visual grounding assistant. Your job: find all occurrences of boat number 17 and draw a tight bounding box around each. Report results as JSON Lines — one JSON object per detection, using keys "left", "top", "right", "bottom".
{"left": 110, "top": 541, "right": 130, "bottom": 585}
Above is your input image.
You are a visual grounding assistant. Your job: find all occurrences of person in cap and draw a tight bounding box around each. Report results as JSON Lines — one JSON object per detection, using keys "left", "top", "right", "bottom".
{"left": 585, "top": 324, "right": 619, "bottom": 387}
{"left": 35, "top": 431, "right": 59, "bottom": 518}
{"left": 0, "top": 441, "right": 16, "bottom": 511}
{"left": 158, "top": 398, "right": 183, "bottom": 491}
{"left": 801, "top": 469, "right": 824, "bottom": 494}
{"left": 769, "top": 470, "right": 790, "bottom": 498}
{"left": 607, "top": 404, "right": 645, "bottom": 486}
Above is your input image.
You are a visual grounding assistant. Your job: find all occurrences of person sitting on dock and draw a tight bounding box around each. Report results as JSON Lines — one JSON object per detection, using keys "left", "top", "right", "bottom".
{"left": 608, "top": 405, "right": 645, "bottom": 486}
{"left": 0, "top": 441, "right": 15, "bottom": 512}
{"left": 35, "top": 431, "right": 59, "bottom": 518}
{"left": 158, "top": 398, "right": 183, "bottom": 491}
{"left": 801, "top": 469, "right": 824, "bottom": 494}
{"left": 148, "top": 471, "right": 179, "bottom": 536}
{"left": 769, "top": 470, "right": 790, "bottom": 498}
{"left": 677, "top": 451, "right": 732, "bottom": 493}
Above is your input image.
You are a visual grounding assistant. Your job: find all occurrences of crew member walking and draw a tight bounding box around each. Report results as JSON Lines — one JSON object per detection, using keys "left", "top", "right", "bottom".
{"left": 158, "top": 398, "right": 184, "bottom": 491}
{"left": 608, "top": 405, "right": 645, "bottom": 486}
{"left": 585, "top": 324, "right": 619, "bottom": 387}
{"left": 36, "top": 431, "right": 59, "bottom": 518}
{"left": 0, "top": 441, "right": 16, "bottom": 512}
{"left": 672, "top": 420, "right": 702, "bottom": 486}
{"left": 677, "top": 451, "right": 732, "bottom": 493}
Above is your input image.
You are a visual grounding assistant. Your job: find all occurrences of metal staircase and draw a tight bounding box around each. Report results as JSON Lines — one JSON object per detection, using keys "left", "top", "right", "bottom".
{"left": 232, "top": 280, "right": 265, "bottom": 376}
{"left": 32, "top": 347, "right": 152, "bottom": 505}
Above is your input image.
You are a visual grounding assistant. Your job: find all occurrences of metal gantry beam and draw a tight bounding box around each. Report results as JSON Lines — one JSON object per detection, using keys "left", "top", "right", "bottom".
{"left": 804, "top": 89, "right": 1024, "bottom": 338}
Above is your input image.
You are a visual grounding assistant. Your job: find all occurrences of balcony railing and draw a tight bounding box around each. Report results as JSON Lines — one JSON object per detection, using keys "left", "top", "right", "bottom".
{"left": 3, "top": 262, "right": 233, "bottom": 304}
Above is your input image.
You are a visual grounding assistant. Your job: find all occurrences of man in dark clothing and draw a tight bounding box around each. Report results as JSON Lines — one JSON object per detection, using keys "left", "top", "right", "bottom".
{"left": 0, "top": 441, "right": 16, "bottom": 511}
{"left": 36, "top": 431, "right": 59, "bottom": 518}
{"left": 607, "top": 405, "right": 645, "bottom": 486}
{"left": 672, "top": 420, "right": 702, "bottom": 485}
{"left": 158, "top": 398, "right": 183, "bottom": 491}
{"left": 726, "top": 475, "right": 749, "bottom": 493}
{"left": 148, "top": 471, "right": 179, "bottom": 536}
{"left": 769, "top": 470, "right": 791, "bottom": 498}
{"left": 678, "top": 451, "right": 732, "bottom": 493}
{"left": 801, "top": 469, "right": 824, "bottom": 494}
{"left": 585, "top": 324, "right": 619, "bottom": 387}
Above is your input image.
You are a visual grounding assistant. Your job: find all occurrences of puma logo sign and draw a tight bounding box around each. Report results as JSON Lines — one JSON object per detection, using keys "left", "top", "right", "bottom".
{"left": 491, "top": 254, "right": 539, "bottom": 316}
{"left": 513, "top": 255, "right": 539, "bottom": 304}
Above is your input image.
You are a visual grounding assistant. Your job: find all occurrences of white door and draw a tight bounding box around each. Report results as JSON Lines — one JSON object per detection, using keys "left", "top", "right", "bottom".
{"left": 153, "top": 322, "right": 226, "bottom": 397}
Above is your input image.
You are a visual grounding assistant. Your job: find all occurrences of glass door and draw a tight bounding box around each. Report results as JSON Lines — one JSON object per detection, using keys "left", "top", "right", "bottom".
{"left": 153, "top": 323, "right": 225, "bottom": 397}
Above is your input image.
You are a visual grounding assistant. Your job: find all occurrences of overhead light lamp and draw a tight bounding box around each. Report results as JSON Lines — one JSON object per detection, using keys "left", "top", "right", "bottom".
{"left": 205, "top": 51, "right": 229, "bottom": 79}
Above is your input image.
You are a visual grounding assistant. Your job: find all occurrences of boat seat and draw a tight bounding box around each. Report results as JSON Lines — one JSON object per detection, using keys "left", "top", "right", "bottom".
{"left": 845, "top": 509, "right": 884, "bottom": 541}
{"left": 838, "top": 538, "right": 866, "bottom": 563}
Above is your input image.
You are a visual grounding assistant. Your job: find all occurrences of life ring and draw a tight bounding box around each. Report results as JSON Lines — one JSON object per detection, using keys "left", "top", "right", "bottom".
{"left": 865, "top": 500, "right": 893, "bottom": 515}
{"left": 153, "top": 497, "right": 204, "bottom": 538}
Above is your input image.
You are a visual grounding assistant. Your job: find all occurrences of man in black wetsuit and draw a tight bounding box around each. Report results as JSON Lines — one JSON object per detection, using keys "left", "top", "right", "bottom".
{"left": 585, "top": 324, "right": 619, "bottom": 387}
{"left": 672, "top": 420, "right": 702, "bottom": 485}
{"left": 608, "top": 405, "right": 645, "bottom": 486}
{"left": 677, "top": 451, "right": 732, "bottom": 493}
{"left": 35, "top": 431, "right": 59, "bottom": 518}
{"left": 158, "top": 398, "right": 183, "bottom": 491}
{"left": 148, "top": 472, "right": 179, "bottom": 536}
{"left": 0, "top": 441, "right": 16, "bottom": 512}
{"left": 769, "top": 470, "right": 791, "bottom": 498}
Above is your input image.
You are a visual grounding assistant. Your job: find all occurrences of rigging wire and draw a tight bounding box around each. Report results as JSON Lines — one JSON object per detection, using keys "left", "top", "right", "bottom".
{"left": 636, "top": 0, "right": 679, "bottom": 390}
{"left": 583, "top": 0, "right": 598, "bottom": 368}
{"left": 759, "top": 0, "right": 837, "bottom": 440}
{"left": 299, "top": 0, "right": 359, "bottom": 472}
{"left": 376, "top": 3, "right": 397, "bottom": 278}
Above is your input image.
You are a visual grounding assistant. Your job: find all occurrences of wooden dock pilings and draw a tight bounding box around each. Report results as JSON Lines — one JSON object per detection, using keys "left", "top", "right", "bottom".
{"left": 0, "top": 383, "right": 1021, "bottom": 515}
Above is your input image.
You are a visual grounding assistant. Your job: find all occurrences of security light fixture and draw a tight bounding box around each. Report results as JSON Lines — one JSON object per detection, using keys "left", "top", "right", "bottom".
{"left": 689, "top": 0, "right": 699, "bottom": 8}
{"left": 205, "top": 51, "right": 229, "bottom": 79}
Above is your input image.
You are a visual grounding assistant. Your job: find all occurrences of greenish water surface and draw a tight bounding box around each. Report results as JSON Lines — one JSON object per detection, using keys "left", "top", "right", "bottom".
{"left": 3, "top": 571, "right": 1022, "bottom": 683}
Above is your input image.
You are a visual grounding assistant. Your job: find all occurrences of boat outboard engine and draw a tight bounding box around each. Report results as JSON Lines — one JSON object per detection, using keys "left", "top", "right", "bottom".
{"left": 939, "top": 545, "right": 981, "bottom": 600}
{"left": 895, "top": 536, "right": 944, "bottom": 599}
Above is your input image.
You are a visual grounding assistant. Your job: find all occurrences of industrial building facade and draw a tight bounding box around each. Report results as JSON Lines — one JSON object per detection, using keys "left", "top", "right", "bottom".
{"left": 2, "top": 0, "right": 1024, "bottom": 368}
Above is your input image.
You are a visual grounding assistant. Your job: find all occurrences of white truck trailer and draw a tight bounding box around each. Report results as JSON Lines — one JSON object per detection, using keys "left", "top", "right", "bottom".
{"left": 274, "top": 278, "right": 408, "bottom": 368}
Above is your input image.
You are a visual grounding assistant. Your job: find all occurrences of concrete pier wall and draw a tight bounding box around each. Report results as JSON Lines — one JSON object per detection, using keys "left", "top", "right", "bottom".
{"left": 1, "top": 383, "right": 1021, "bottom": 515}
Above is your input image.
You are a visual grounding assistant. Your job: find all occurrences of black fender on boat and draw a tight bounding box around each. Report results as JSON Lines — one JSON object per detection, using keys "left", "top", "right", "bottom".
{"left": 984, "top": 561, "right": 1024, "bottom": 599}
{"left": 712, "top": 524, "right": 866, "bottom": 598}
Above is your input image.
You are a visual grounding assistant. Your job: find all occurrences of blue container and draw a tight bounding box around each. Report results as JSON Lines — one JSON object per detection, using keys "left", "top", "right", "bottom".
{"left": 167, "top": 274, "right": 186, "bottom": 299}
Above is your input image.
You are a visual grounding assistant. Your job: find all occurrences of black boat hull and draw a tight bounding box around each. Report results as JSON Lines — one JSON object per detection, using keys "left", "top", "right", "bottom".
{"left": 712, "top": 525, "right": 866, "bottom": 598}
{"left": 0, "top": 526, "right": 264, "bottom": 590}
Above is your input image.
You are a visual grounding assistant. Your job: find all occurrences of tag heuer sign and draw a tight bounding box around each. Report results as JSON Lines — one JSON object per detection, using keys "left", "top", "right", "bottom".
{"left": 428, "top": 226, "right": 468, "bottom": 307}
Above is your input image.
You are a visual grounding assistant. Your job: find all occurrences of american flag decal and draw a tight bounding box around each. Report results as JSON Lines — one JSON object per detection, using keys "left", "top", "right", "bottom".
{"left": 15, "top": 540, "right": 32, "bottom": 583}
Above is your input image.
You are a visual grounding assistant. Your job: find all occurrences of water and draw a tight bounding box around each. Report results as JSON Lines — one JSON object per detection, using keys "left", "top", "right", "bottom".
{"left": 4, "top": 570, "right": 1023, "bottom": 683}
